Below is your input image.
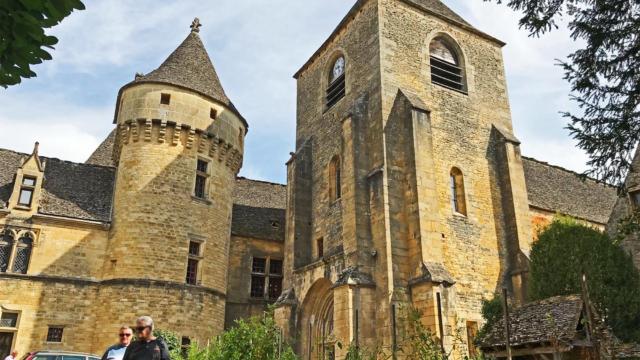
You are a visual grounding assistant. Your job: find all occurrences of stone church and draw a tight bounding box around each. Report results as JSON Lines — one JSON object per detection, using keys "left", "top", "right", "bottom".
{"left": 0, "top": 0, "right": 634, "bottom": 359}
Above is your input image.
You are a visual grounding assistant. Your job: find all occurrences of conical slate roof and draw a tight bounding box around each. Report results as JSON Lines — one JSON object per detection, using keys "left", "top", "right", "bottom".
{"left": 114, "top": 21, "right": 247, "bottom": 128}
{"left": 134, "top": 30, "right": 232, "bottom": 107}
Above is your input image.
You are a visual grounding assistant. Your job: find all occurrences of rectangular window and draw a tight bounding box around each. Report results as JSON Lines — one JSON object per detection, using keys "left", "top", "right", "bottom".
{"left": 185, "top": 241, "right": 202, "bottom": 285}
{"left": 268, "top": 277, "right": 283, "bottom": 300}
{"left": 250, "top": 257, "right": 282, "bottom": 300}
{"left": 46, "top": 326, "right": 64, "bottom": 342}
{"left": 250, "top": 275, "right": 265, "bottom": 298}
{"left": 0, "top": 312, "right": 18, "bottom": 328}
{"left": 252, "top": 257, "right": 266, "bottom": 274}
{"left": 160, "top": 93, "right": 171, "bottom": 105}
{"left": 194, "top": 159, "right": 209, "bottom": 199}
{"left": 18, "top": 176, "right": 36, "bottom": 207}
{"left": 210, "top": 108, "right": 217, "bottom": 120}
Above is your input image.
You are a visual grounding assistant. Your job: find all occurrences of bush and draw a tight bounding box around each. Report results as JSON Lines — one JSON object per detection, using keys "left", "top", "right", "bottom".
{"left": 529, "top": 217, "right": 640, "bottom": 342}
{"left": 186, "top": 312, "right": 297, "bottom": 360}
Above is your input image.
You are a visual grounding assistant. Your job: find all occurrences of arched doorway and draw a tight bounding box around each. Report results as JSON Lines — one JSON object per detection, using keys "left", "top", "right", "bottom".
{"left": 299, "top": 279, "right": 335, "bottom": 360}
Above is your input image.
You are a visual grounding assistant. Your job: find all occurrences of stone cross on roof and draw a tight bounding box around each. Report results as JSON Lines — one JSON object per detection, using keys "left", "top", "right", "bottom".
{"left": 190, "top": 17, "right": 202, "bottom": 33}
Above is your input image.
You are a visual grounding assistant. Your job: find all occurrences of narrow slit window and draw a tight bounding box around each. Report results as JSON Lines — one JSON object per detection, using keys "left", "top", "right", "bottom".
{"left": 0, "top": 230, "right": 14, "bottom": 273}
{"left": 18, "top": 176, "right": 36, "bottom": 207}
{"left": 160, "top": 93, "right": 171, "bottom": 105}
{"left": 450, "top": 167, "right": 467, "bottom": 216}
{"left": 326, "top": 56, "right": 346, "bottom": 108}
{"left": 194, "top": 159, "right": 209, "bottom": 199}
{"left": 317, "top": 237, "right": 324, "bottom": 258}
{"left": 12, "top": 233, "right": 33, "bottom": 274}
{"left": 329, "top": 156, "right": 341, "bottom": 202}
{"left": 429, "top": 38, "right": 466, "bottom": 93}
{"left": 185, "top": 241, "right": 202, "bottom": 285}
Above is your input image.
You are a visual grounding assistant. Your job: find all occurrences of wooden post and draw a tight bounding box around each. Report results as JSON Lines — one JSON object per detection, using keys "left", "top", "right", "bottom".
{"left": 436, "top": 292, "right": 446, "bottom": 355}
{"left": 581, "top": 273, "right": 601, "bottom": 360}
{"left": 502, "top": 288, "right": 513, "bottom": 360}
{"left": 391, "top": 304, "right": 398, "bottom": 360}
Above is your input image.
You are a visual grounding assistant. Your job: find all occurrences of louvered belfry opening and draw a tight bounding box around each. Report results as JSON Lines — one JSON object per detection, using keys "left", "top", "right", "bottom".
{"left": 429, "top": 38, "right": 466, "bottom": 93}
{"left": 326, "top": 56, "right": 346, "bottom": 108}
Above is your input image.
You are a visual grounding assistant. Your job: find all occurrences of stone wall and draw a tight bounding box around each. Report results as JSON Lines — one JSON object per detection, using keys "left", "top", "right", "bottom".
{"left": 225, "top": 235, "right": 284, "bottom": 329}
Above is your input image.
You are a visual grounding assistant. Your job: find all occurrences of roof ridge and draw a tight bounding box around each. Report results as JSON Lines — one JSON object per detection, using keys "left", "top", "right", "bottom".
{"left": 236, "top": 176, "right": 286, "bottom": 187}
{"left": 522, "top": 156, "right": 615, "bottom": 188}
{"left": 0, "top": 147, "right": 116, "bottom": 171}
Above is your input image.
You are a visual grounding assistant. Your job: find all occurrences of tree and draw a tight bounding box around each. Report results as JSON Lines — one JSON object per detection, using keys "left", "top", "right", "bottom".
{"left": 0, "top": 0, "right": 85, "bottom": 88}
{"left": 529, "top": 217, "right": 640, "bottom": 342}
{"left": 488, "top": 0, "right": 640, "bottom": 187}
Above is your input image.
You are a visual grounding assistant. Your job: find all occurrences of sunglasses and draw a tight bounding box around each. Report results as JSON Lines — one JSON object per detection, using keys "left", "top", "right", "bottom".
{"left": 135, "top": 326, "right": 150, "bottom": 333}
{"left": 119, "top": 333, "right": 132, "bottom": 338}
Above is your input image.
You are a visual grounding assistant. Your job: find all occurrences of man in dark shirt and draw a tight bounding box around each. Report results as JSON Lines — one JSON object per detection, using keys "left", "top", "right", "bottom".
{"left": 122, "top": 316, "right": 170, "bottom": 360}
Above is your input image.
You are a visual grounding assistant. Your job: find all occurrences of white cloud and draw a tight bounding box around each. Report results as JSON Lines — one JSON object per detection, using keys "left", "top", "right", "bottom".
{"left": 0, "top": 0, "right": 593, "bottom": 181}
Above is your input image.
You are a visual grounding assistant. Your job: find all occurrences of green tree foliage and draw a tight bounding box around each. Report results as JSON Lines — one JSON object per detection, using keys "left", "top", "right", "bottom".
{"left": 0, "top": 0, "right": 85, "bottom": 88}
{"left": 477, "top": 295, "right": 503, "bottom": 340}
{"left": 529, "top": 217, "right": 640, "bottom": 342}
{"left": 186, "top": 313, "right": 297, "bottom": 360}
{"left": 152, "top": 329, "right": 183, "bottom": 360}
{"left": 488, "top": 0, "right": 640, "bottom": 186}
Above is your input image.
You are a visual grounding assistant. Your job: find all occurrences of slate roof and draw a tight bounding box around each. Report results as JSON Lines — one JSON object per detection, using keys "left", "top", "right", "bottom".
{"left": 522, "top": 157, "right": 618, "bottom": 224}
{"left": 231, "top": 177, "right": 287, "bottom": 242}
{"left": 0, "top": 148, "right": 115, "bottom": 222}
{"left": 478, "top": 295, "right": 585, "bottom": 348}
{"left": 85, "top": 129, "right": 116, "bottom": 167}
{"left": 114, "top": 29, "right": 247, "bottom": 128}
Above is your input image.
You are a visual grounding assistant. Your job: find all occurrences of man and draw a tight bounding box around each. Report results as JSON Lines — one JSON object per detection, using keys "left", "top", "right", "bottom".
{"left": 3, "top": 351, "right": 17, "bottom": 360}
{"left": 101, "top": 326, "right": 133, "bottom": 360}
{"left": 122, "top": 316, "right": 170, "bottom": 360}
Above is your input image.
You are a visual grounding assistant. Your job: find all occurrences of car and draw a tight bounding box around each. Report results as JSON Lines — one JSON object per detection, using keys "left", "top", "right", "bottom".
{"left": 22, "top": 351, "right": 101, "bottom": 360}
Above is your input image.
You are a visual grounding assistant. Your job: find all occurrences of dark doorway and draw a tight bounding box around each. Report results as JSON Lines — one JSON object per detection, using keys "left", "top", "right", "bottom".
{"left": 0, "top": 332, "right": 14, "bottom": 359}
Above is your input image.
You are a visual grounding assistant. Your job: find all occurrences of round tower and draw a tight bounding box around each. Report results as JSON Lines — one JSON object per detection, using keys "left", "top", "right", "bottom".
{"left": 95, "top": 18, "right": 246, "bottom": 345}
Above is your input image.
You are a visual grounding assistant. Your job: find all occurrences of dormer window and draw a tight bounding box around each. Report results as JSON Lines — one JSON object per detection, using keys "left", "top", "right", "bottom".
{"left": 326, "top": 56, "right": 346, "bottom": 108}
{"left": 429, "top": 37, "right": 466, "bottom": 93}
{"left": 18, "top": 177, "right": 36, "bottom": 207}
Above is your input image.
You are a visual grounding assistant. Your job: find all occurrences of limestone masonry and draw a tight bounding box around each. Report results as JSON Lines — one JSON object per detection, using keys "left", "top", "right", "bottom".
{"left": 0, "top": 2, "right": 634, "bottom": 359}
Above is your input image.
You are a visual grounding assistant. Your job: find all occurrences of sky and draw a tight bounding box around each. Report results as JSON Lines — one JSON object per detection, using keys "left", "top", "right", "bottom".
{"left": 0, "top": 0, "right": 586, "bottom": 184}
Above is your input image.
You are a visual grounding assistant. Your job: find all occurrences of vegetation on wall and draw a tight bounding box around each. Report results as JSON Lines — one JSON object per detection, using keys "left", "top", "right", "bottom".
{"left": 0, "top": 0, "right": 85, "bottom": 88}
{"left": 529, "top": 217, "right": 640, "bottom": 342}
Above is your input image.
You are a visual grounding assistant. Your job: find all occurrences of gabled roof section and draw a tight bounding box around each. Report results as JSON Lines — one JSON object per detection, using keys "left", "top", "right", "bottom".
{"left": 86, "top": 129, "right": 116, "bottom": 167}
{"left": 523, "top": 157, "right": 618, "bottom": 224}
{"left": 478, "top": 295, "right": 585, "bottom": 348}
{"left": 231, "top": 177, "right": 287, "bottom": 242}
{"left": 0, "top": 148, "right": 115, "bottom": 222}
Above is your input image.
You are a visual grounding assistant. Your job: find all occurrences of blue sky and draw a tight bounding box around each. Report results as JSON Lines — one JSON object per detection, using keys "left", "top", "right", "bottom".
{"left": 0, "top": 0, "right": 585, "bottom": 184}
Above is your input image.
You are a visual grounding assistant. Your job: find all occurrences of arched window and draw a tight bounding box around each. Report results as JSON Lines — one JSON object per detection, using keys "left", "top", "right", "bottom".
{"left": 12, "top": 233, "right": 33, "bottom": 274}
{"left": 329, "top": 156, "right": 341, "bottom": 201}
{"left": 326, "top": 56, "right": 346, "bottom": 108}
{"left": 450, "top": 167, "right": 467, "bottom": 215}
{"left": 0, "top": 229, "right": 13, "bottom": 273}
{"left": 429, "top": 37, "right": 465, "bottom": 92}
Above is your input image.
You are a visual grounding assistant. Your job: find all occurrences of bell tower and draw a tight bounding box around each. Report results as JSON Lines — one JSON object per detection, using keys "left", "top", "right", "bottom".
{"left": 96, "top": 18, "right": 246, "bottom": 342}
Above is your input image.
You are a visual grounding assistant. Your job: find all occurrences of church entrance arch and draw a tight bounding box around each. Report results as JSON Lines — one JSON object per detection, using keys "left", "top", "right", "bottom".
{"left": 299, "top": 278, "right": 335, "bottom": 360}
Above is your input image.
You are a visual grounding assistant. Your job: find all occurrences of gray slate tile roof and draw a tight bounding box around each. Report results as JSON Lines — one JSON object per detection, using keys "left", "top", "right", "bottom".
{"left": 0, "top": 148, "right": 115, "bottom": 222}
{"left": 85, "top": 129, "right": 116, "bottom": 167}
{"left": 231, "top": 177, "right": 287, "bottom": 242}
{"left": 522, "top": 157, "right": 618, "bottom": 224}
{"left": 478, "top": 294, "right": 585, "bottom": 348}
